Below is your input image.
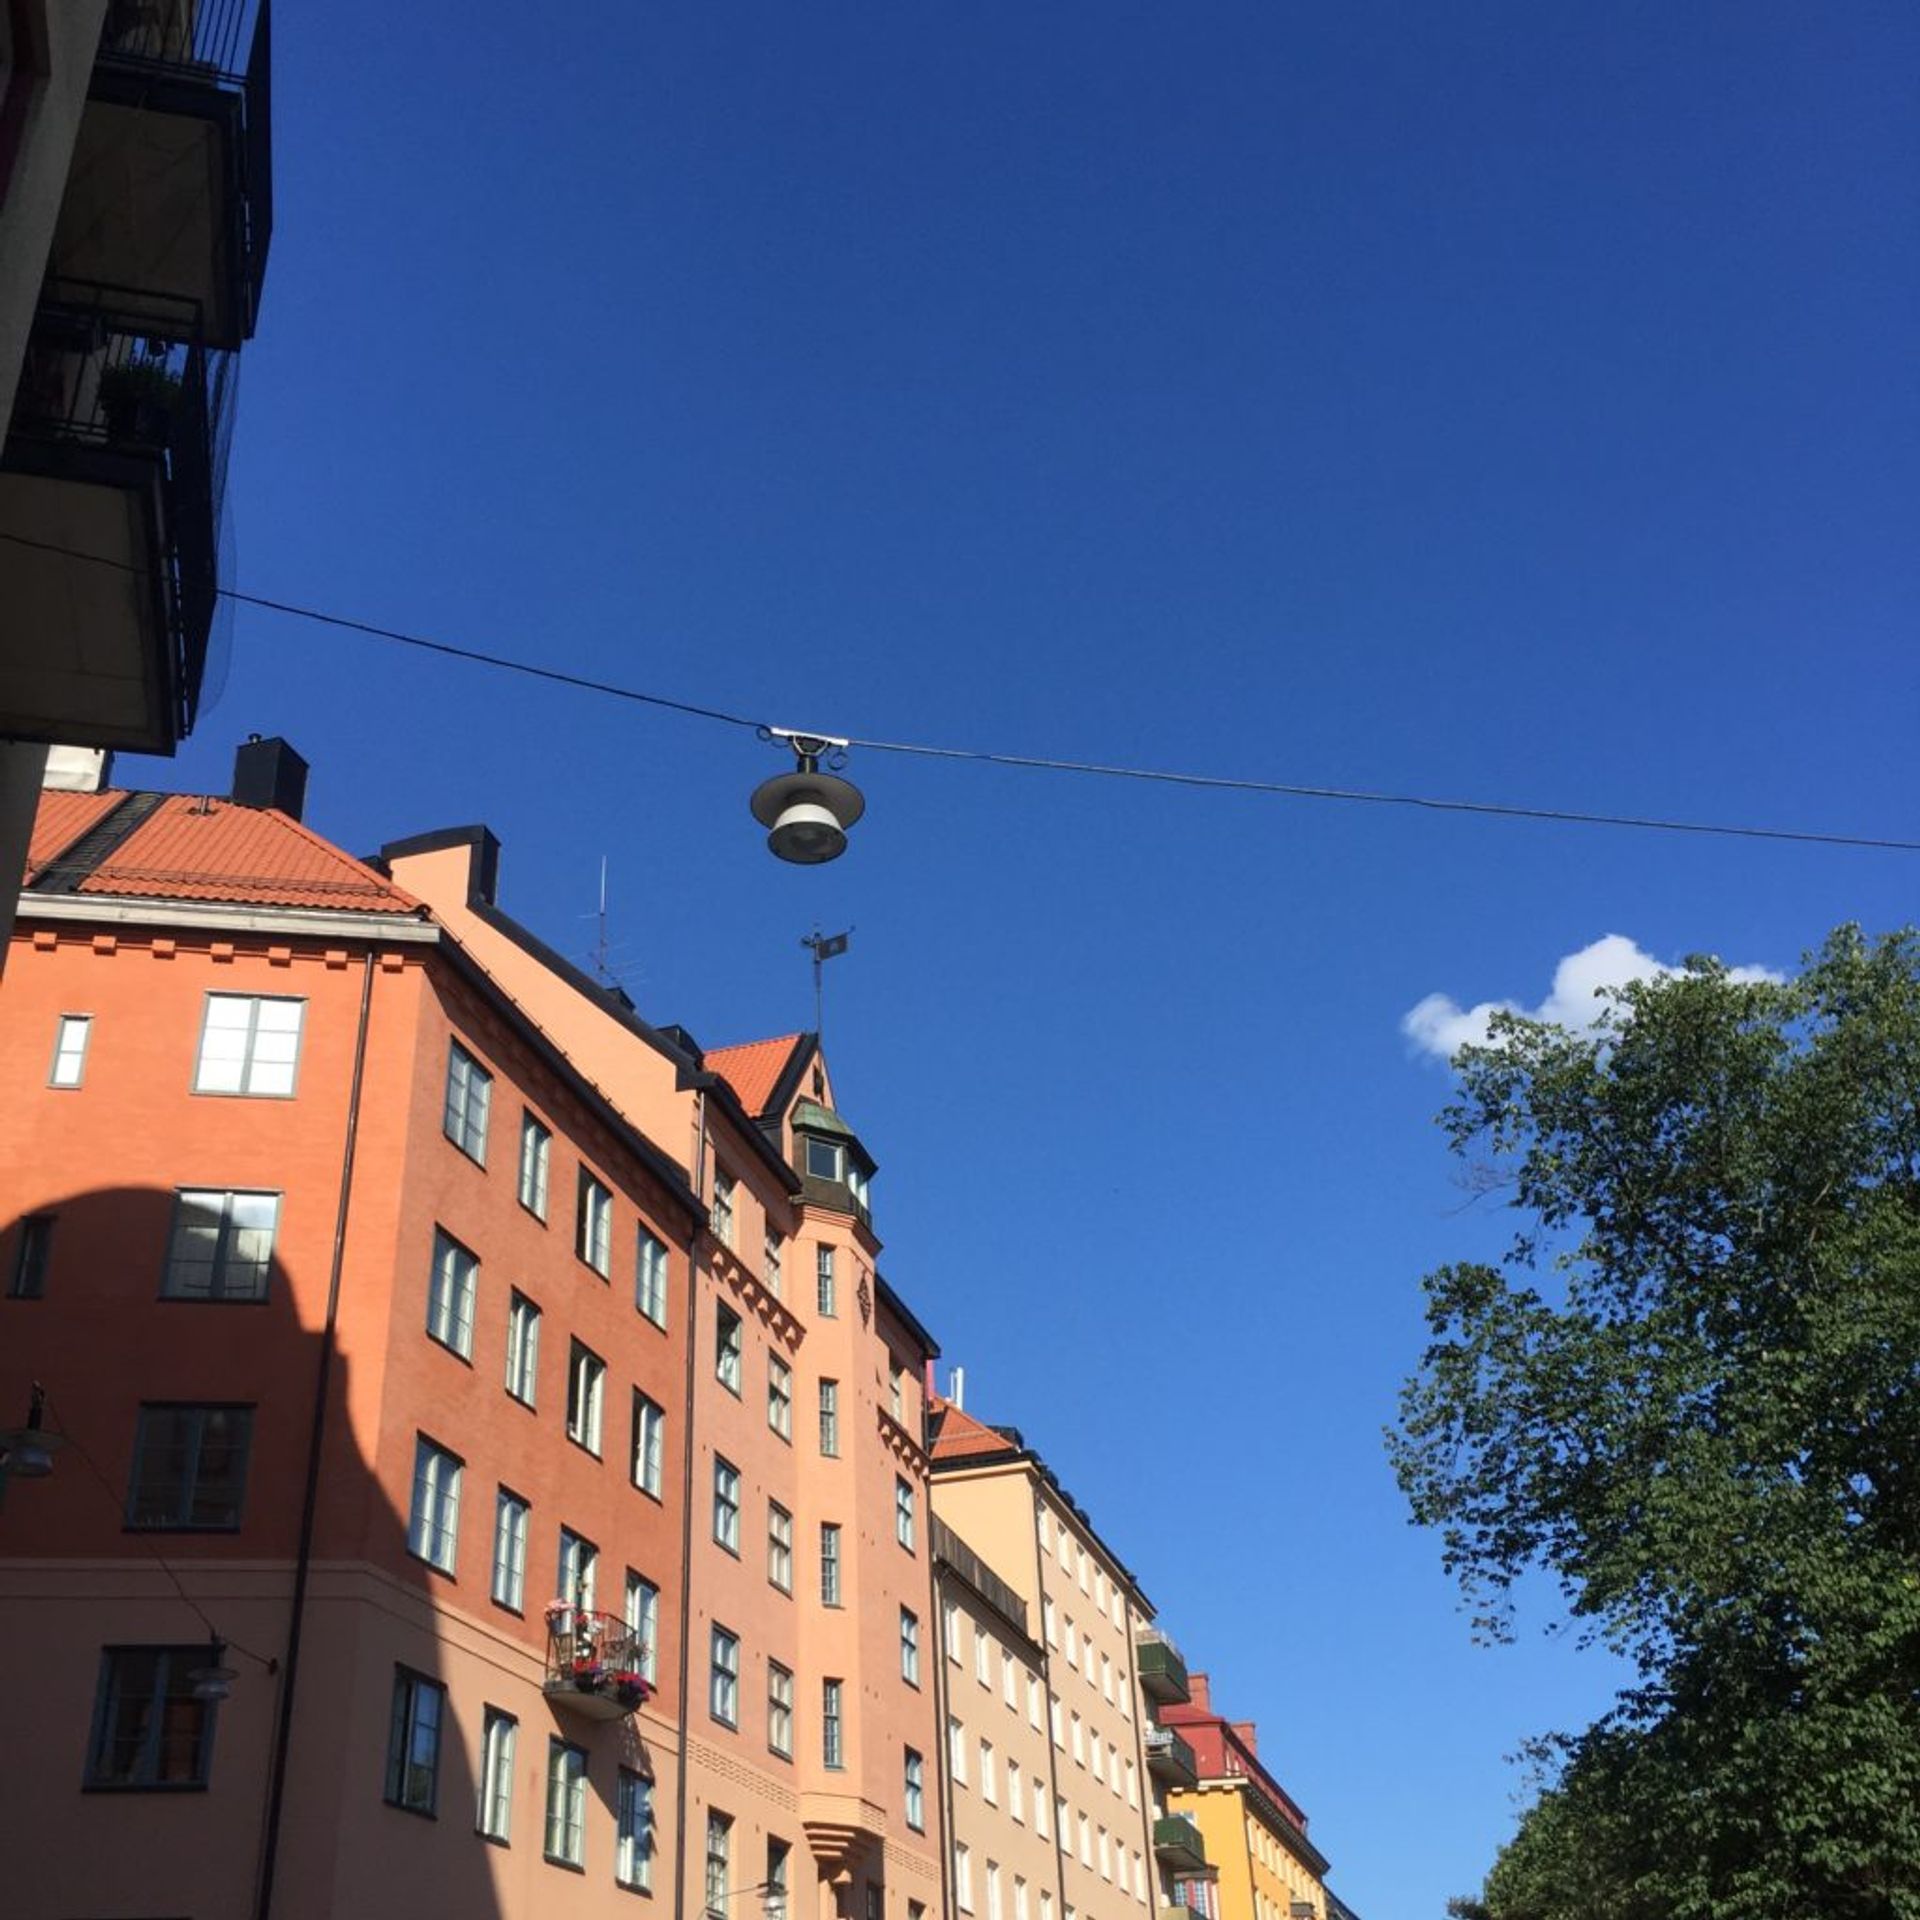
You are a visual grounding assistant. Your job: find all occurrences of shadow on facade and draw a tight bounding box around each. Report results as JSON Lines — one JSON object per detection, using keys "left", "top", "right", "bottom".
{"left": 0, "top": 1187, "right": 510, "bottom": 1920}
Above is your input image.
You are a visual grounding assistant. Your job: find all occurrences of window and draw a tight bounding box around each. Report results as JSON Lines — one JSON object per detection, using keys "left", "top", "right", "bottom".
{"left": 1009, "top": 1759, "right": 1023, "bottom": 1822}
{"left": 1124, "top": 1758, "right": 1138, "bottom": 1807}
{"left": 1071, "top": 1712, "right": 1084, "bottom": 1766}
{"left": 545, "top": 1738, "right": 588, "bottom": 1866}
{"left": 49, "top": 1013, "right": 91, "bottom": 1087}
{"left": 618, "top": 1768, "right": 654, "bottom": 1889}
{"left": 1102, "top": 1652, "right": 1114, "bottom": 1701}
{"left": 713, "top": 1457, "right": 741, "bottom": 1552}
{"left": 716, "top": 1303, "right": 743, "bottom": 1393}
{"left": 890, "top": 1360, "right": 904, "bottom": 1422}
{"left": 820, "top": 1522, "right": 842, "bottom": 1605}
{"left": 806, "top": 1135, "right": 843, "bottom": 1181}
{"left": 624, "top": 1571, "right": 660, "bottom": 1684}
{"left": 768, "top": 1840, "right": 791, "bottom": 1920}
{"left": 384, "top": 1668, "right": 445, "bottom": 1813}
{"left": 944, "top": 1601, "right": 962, "bottom": 1661}
{"left": 407, "top": 1438, "right": 462, "bottom": 1573}
{"left": 1027, "top": 1673, "right": 1042, "bottom": 1728}
{"left": 86, "top": 1647, "right": 217, "bottom": 1788}
{"left": 163, "top": 1189, "right": 278, "bottom": 1301}
{"left": 705, "top": 1811, "right": 732, "bottom": 1918}
{"left": 819, "top": 1379, "right": 839, "bottom": 1456}
{"left": 988, "top": 1862, "right": 1003, "bottom": 1920}
{"left": 768, "top": 1660, "right": 794, "bottom": 1756}
{"left": 1033, "top": 1779, "right": 1049, "bottom": 1838}
{"left": 768, "top": 1501, "right": 793, "bottom": 1591}
{"left": 895, "top": 1477, "right": 916, "bottom": 1551}
{"left": 768, "top": 1352, "right": 793, "bottom": 1438}
{"left": 443, "top": 1040, "right": 491, "bottom": 1163}
{"left": 479, "top": 1708, "right": 516, "bottom": 1841}
{"left": 557, "top": 1527, "right": 598, "bottom": 1610}
{"left": 954, "top": 1842, "right": 974, "bottom": 1914}
{"left": 900, "top": 1607, "right": 920, "bottom": 1685}
{"left": 948, "top": 1714, "right": 967, "bottom": 1783}
{"left": 1064, "top": 1618, "right": 1077, "bottom": 1669}
{"left": 974, "top": 1628, "right": 990, "bottom": 1687}
{"left": 905, "top": 1747, "right": 925, "bottom": 1829}
{"left": 710, "top": 1626, "right": 739, "bottom": 1725}
{"left": 1091, "top": 1736, "right": 1103, "bottom": 1783}
{"left": 492, "top": 1488, "right": 530, "bottom": 1610}
{"left": 577, "top": 1169, "right": 613, "bottom": 1276}
{"left": 711, "top": 1169, "right": 736, "bottom": 1248}
{"left": 1044, "top": 1598, "right": 1057, "bottom": 1646}
{"left": 1016, "top": 1878, "right": 1030, "bottom": 1920}
{"left": 1050, "top": 1694, "right": 1062, "bottom": 1747}
{"left": 1098, "top": 1829, "right": 1111, "bottom": 1881}
{"left": 564, "top": 1340, "right": 606, "bottom": 1455}
{"left": 127, "top": 1404, "right": 252, "bottom": 1529}
{"left": 1056, "top": 1800, "right": 1069, "bottom": 1851}
{"left": 981, "top": 1738, "right": 997, "bottom": 1803}
{"left": 1003, "top": 1648, "right": 1017, "bottom": 1708}
{"left": 194, "top": 993, "right": 303, "bottom": 1096}
{"left": 816, "top": 1244, "right": 836, "bottom": 1316}
{"left": 631, "top": 1393, "right": 665, "bottom": 1499}
{"left": 426, "top": 1227, "right": 477, "bottom": 1359}
{"left": 8, "top": 1215, "right": 53, "bottom": 1299}
{"left": 822, "top": 1678, "right": 844, "bottom": 1768}
{"left": 517, "top": 1110, "right": 551, "bottom": 1217}
{"left": 1078, "top": 1813, "right": 1091, "bottom": 1867}
{"left": 764, "top": 1228, "right": 783, "bottom": 1297}
{"left": 498, "top": 1291, "right": 539, "bottom": 1406}
{"left": 636, "top": 1226, "right": 669, "bottom": 1326}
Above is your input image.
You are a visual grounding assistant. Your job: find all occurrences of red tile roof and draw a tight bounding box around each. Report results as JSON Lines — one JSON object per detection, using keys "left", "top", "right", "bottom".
{"left": 928, "top": 1397, "right": 1021, "bottom": 1462}
{"left": 705, "top": 1032, "right": 806, "bottom": 1116}
{"left": 24, "top": 791, "right": 421, "bottom": 915}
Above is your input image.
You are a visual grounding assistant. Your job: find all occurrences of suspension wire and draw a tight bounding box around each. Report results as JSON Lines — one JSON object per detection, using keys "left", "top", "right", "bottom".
{"left": 3, "top": 525, "right": 1914, "bottom": 855}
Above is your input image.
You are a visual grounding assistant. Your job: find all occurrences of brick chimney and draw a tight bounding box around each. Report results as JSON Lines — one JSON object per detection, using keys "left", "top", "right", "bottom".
{"left": 1233, "top": 1720, "right": 1259, "bottom": 1754}
{"left": 1188, "top": 1671, "right": 1210, "bottom": 1709}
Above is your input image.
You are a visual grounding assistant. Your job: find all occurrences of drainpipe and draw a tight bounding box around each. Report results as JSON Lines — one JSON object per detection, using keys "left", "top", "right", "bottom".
{"left": 670, "top": 1088, "right": 710, "bottom": 1920}
{"left": 254, "top": 949, "right": 377, "bottom": 1920}
{"left": 1030, "top": 1486, "right": 1071, "bottom": 1920}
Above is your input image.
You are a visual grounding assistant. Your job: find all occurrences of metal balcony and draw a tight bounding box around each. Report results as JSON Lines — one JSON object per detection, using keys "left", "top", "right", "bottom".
{"left": 1153, "top": 1814, "right": 1209, "bottom": 1875}
{"left": 1136, "top": 1630, "right": 1191, "bottom": 1704}
{"left": 1145, "top": 1723, "right": 1198, "bottom": 1788}
{"left": 0, "top": 281, "right": 229, "bottom": 752}
{"left": 49, "top": 0, "right": 273, "bottom": 350}
{"left": 543, "top": 1606, "right": 654, "bottom": 1722}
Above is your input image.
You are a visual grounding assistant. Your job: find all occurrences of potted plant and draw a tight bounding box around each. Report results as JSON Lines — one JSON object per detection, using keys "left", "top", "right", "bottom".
{"left": 611, "top": 1670, "right": 648, "bottom": 1710}
{"left": 97, "top": 358, "right": 182, "bottom": 447}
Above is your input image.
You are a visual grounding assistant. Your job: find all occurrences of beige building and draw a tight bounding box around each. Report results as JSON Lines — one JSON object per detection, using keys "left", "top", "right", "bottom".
{"left": 927, "top": 1399, "right": 1164, "bottom": 1920}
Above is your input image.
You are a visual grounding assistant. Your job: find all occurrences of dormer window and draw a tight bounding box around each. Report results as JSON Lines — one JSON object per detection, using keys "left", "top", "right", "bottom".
{"left": 805, "top": 1137, "right": 843, "bottom": 1182}
{"left": 792, "top": 1101, "right": 875, "bottom": 1221}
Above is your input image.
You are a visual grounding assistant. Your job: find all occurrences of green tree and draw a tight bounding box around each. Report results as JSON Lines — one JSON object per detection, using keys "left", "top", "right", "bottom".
{"left": 1391, "top": 928, "right": 1920, "bottom": 1920}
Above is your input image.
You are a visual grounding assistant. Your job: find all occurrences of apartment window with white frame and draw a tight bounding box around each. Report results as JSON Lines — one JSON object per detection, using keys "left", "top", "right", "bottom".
{"left": 889, "top": 1359, "right": 904, "bottom": 1421}
{"left": 768, "top": 1352, "right": 793, "bottom": 1438}
{"left": 1002, "top": 1647, "right": 1017, "bottom": 1708}
{"left": 974, "top": 1628, "right": 990, "bottom": 1687}
{"left": 491, "top": 1487, "right": 529, "bottom": 1610}
{"left": 48, "top": 1013, "right": 91, "bottom": 1087}
{"left": 713, "top": 1457, "right": 741, "bottom": 1552}
{"left": 163, "top": 1189, "right": 279, "bottom": 1301}
{"left": 944, "top": 1599, "right": 961, "bottom": 1661}
{"left": 816, "top": 1243, "right": 836, "bottom": 1315}
{"left": 822, "top": 1678, "right": 844, "bottom": 1768}
{"left": 710, "top": 1625, "right": 740, "bottom": 1726}
{"left": 948, "top": 1714, "right": 967, "bottom": 1784}
{"left": 407, "top": 1437, "right": 461, "bottom": 1573}
{"left": 768, "top": 1660, "right": 794, "bottom": 1757}
{"left": 384, "top": 1666, "right": 444, "bottom": 1812}
{"left": 577, "top": 1169, "right": 613, "bottom": 1276}
{"left": 544, "top": 1738, "right": 588, "bottom": 1866}
{"left": 711, "top": 1169, "right": 736, "bottom": 1248}
{"left": 1071, "top": 1712, "right": 1084, "bottom": 1766}
{"left": 1078, "top": 1813, "right": 1091, "bottom": 1867}
{"left": 1091, "top": 1736, "right": 1104, "bottom": 1784}
{"left": 768, "top": 1501, "right": 793, "bottom": 1591}
{"left": 894, "top": 1476, "right": 915, "bottom": 1551}
{"left": 764, "top": 1228, "right": 783, "bottom": 1296}
{"left": 126, "top": 1403, "right": 252, "bottom": 1530}
{"left": 905, "top": 1746, "right": 926, "bottom": 1829}
{"left": 954, "top": 1843, "right": 974, "bottom": 1915}
{"left": 1008, "top": 1758, "right": 1023, "bottom": 1821}
{"left": 426, "top": 1228, "right": 477, "bottom": 1359}
{"left": 988, "top": 1862, "right": 1003, "bottom": 1920}
{"left": 632, "top": 1392, "right": 665, "bottom": 1498}
{"left": 1055, "top": 1794, "right": 1069, "bottom": 1847}
{"left": 1108, "top": 1742, "right": 1121, "bottom": 1792}
{"left": 716, "top": 1302, "right": 743, "bottom": 1393}
{"left": 194, "top": 993, "right": 303, "bottom": 1096}
{"left": 557, "top": 1527, "right": 597, "bottom": 1609}
{"left": 1049, "top": 1693, "right": 1062, "bottom": 1747}
{"left": 900, "top": 1607, "right": 920, "bottom": 1685}
{"left": 705, "top": 1812, "right": 732, "bottom": 1917}
{"left": 769, "top": 1840, "right": 791, "bottom": 1920}
{"left": 505, "top": 1291, "right": 540, "bottom": 1405}
{"left": 1043, "top": 1597, "right": 1057, "bottom": 1646}
{"left": 565, "top": 1340, "right": 605, "bottom": 1455}
{"left": 819, "top": 1379, "right": 839, "bottom": 1456}
{"left": 820, "top": 1522, "right": 842, "bottom": 1605}
{"left": 478, "top": 1706, "right": 516, "bottom": 1842}
{"left": 1125, "top": 1758, "right": 1138, "bottom": 1807}
{"left": 1102, "top": 1651, "right": 1114, "bottom": 1701}
{"left": 518, "top": 1111, "right": 550, "bottom": 1218}
{"left": 617, "top": 1768, "right": 654, "bottom": 1889}
{"left": 443, "top": 1040, "right": 491, "bottom": 1163}
{"left": 1027, "top": 1672, "right": 1043, "bottom": 1727}
{"left": 625, "top": 1570, "right": 660, "bottom": 1683}
{"left": 1016, "top": 1877, "right": 1030, "bottom": 1920}
{"left": 1033, "top": 1778, "right": 1049, "bottom": 1838}
{"left": 1040, "top": 1891, "right": 1054, "bottom": 1920}
{"left": 1064, "top": 1618, "right": 1077, "bottom": 1669}
{"left": 636, "top": 1226, "right": 669, "bottom": 1326}
{"left": 980, "top": 1738, "right": 997, "bottom": 1803}
{"left": 1098, "top": 1827, "right": 1111, "bottom": 1881}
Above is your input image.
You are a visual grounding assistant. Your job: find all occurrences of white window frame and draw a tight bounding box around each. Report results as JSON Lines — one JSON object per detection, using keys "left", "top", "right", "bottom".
{"left": 163, "top": 1188, "right": 279, "bottom": 1302}
{"left": 544, "top": 1738, "right": 588, "bottom": 1866}
{"left": 49, "top": 1013, "right": 91, "bottom": 1088}
{"left": 407, "top": 1436, "right": 462, "bottom": 1573}
{"left": 491, "top": 1486, "right": 529, "bottom": 1610}
{"left": 617, "top": 1767, "right": 654, "bottom": 1890}
{"left": 479, "top": 1707, "right": 516, "bottom": 1841}
{"left": 557, "top": 1526, "right": 598, "bottom": 1610}
{"left": 768, "top": 1501, "right": 794, "bottom": 1592}
{"left": 768, "top": 1353, "right": 793, "bottom": 1439}
{"left": 426, "top": 1227, "right": 478, "bottom": 1360}
{"left": 443, "top": 1039, "right": 491, "bottom": 1164}
{"left": 565, "top": 1340, "right": 605, "bottom": 1455}
{"left": 577, "top": 1169, "right": 613, "bottom": 1276}
{"left": 193, "top": 993, "right": 305, "bottom": 1097}
{"left": 636, "top": 1226, "right": 669, "bottom": 1326}
{"left": 710, "top": 1625, "right": 740, "bottom": 1726}
{"left": 768, "top": 1659, "right": 795, "bottom": 1757}
{"left": 632, "top": 1392, "right": 666, "bottom": 1499}
{"left": 518, "top": 1110, "right": 551, "bottom": 1218}
{"left": 900, "top": 1607, "right": 920, "bottom": 1685}
{"left": 713, "top": 1457, "right": 741, "bottom": 1553}
{"left": 625, "top": 1570, "right": 660, "bottom": 1683}
{"left": 505, "top": 1291, "right": 540, "bottom": 1406}
{"left": 716, "top": 1302, "right": 743, "bottom": 1393}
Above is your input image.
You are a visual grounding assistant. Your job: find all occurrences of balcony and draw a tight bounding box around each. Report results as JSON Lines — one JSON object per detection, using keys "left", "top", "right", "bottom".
{"left": 1136, "top": 1630, "right": 1191, "bottom": 1704}
{"left": 543, "top": 1606, "right": 654, "bottom": 1722}
{"left": 1153, "top": 1814, "right": 1210, "bottom": 1875}
{"left": 49, "top": 0, "right": 273, "bottom": 351}
{"left": 1145, "top": 1723, "right": 1198, "bottom": 1788}
{"left": 0, "top": 281, "right": 229, "bottom": 752}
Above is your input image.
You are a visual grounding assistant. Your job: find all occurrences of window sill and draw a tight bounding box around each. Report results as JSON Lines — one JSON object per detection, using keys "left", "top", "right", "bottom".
{"left": 544, "top": 1854, "right": 587, "bottom": 1875}
{"left": 383, "top": 1796, "right": 438, "bottom": 1820}
{"left": 83, "top": 1778, "right": 210, "bottom": 1793}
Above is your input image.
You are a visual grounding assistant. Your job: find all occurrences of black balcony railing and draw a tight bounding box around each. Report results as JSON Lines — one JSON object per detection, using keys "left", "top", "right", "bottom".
{"left": 543, "top": 1605, "right": 654, "bottom": 1721}
{"left": 6, "top": 278, "right": 232, "bottom": 737}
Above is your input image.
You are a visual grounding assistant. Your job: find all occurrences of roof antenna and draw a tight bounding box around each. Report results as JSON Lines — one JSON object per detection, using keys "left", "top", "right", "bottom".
{"left": 801, "top": 926, "right": 851, "bottom": 1045}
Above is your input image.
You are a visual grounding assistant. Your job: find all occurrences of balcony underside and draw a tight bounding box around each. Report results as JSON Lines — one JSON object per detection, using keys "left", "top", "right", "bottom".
{"left": 542, "top": 1677, "right": 637, "bottom": 1722}
{"left": 0, "top": 464, "right": 175, "bottom": 751}
{"left": 1147, "top": 1733, "right": 1199, "bottom": 1789}
{"left": 1153, "top": 1818, "right": 1210, "bottom": 1875}
{"left": 52, "top": 91, "right": 249, "bottom": 349}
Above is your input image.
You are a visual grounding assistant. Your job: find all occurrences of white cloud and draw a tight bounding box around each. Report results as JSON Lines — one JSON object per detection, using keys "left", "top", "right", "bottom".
{"left": 1402, "top": 935, "right": 1783, "bottom": 1064}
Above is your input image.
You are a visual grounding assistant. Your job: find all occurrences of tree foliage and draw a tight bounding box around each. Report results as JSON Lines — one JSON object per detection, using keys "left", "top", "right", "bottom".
{"left": 1392, "top": 928, "right": 1920, "bottom": 1920}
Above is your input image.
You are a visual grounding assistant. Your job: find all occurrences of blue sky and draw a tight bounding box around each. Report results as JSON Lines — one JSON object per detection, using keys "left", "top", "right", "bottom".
{"left": 137, "top": 3, "right": 1918, "bottom": 1912}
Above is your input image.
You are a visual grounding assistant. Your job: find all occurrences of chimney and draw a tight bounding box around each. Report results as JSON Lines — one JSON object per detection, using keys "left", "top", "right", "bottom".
{"left": 1233, "top": 1720, "right": 1258, "bottom": 1754}
{"left": 1188, "top": 1672, "right": 1210, "bottom": 1709}
{"left": 232, "top": 736, "right": 308, "bottom": 821}
{"left": 42, "top": 745, "right": 113, "bottom": 793}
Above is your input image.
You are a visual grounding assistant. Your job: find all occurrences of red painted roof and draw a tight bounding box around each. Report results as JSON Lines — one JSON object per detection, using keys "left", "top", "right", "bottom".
{"left": 705, "top": 1032, "right": 806, "bottom": 1116}
{"left": 928, "top": 1397, "right": 1021, "bottom": 1462}
{"left": 24, "top": 791, "right": 421, "bottom": 915}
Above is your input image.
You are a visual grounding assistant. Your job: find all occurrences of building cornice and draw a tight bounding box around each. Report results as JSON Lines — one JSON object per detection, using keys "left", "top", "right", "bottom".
{"left": 13, "top": 894, "right": 440, "bottom": 943}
